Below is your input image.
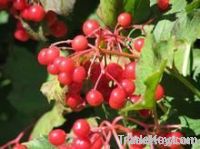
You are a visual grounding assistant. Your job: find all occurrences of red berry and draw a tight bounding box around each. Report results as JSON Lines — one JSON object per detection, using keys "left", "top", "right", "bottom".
{"left": 120, "top": 79, "right": 135, "bottom": 95}
{"left": 117, "top": 12, "right": 132, "bottom": 28}
{"left": 13, "top": 0, "right": 27, "bottom": 11}
{"left": 82, "top": 19, "right": 100, "bottom": 36}
{"left": 48, "top": 129, "right": 66, "bottom": 146}
{"left": 90, "top": 133, "right": 103, "bottom": 149}
{"left": 89, "top": 62, "right": 101, "bottom": 83}
{"left": 45, "top": 11, "right": 58, "bottom": 27}
{"left": 123, "top": 62, "right": 136, "bottom": 80}
{"left": 155, "top": 84, "right": 165, "bottom": 101}
{"left": 72, "top": 119, "right": 90, "bottom": 138}
{"left": 106, "top": 63, "right": 123, "bottom": 81}
{"left": 37, "top": 48, "right": 48, "bottom": 65}
{"left": 59, "top": 58, "right": 75, "bottom": 73}
{"left": 109, "top": 87, "right": 127, "bottom": 109}
{"left": 21, "top": 8, "right": 32, "bottom": 20}
{"left": 73, "top": 138, "right": 91, "bottom": 149}
{"left": 14, "top": 28, "right": 29, "bottom": 42}
{"left": 0, "top": 0, "right": 9, "bottom": 9}
{"left": 86, "top": 89, "right": 104, "bottom": 106}
{"left": 133, "top": 38, "right": 145, "bottom": 52}
{"left": 29, "top": 5, "right": 45, "bottom": 22}
{"left": 72, "top": 35, "right": 88, "bottom": 51}
{"left": 47, "top": 64, "right": 59, "bottom": 75}
{"left": 50, "top": 20, "right": 68, "bottom": 38}
{"left": 46, "top": 46, "right": 60, "bottom": 64}
{"left": 130, "top": 95, "right": 141, "bottom": 103}
{"left": 58, "top": 72, "right": 72, "bottom": 85}
{"left": 65, "top": 94, "right": 83, "bottom": 109}
{"left": 53, "top": 56, "right": 65, "bottom": 68}
{"left": 68, "top": 82, "right": 83, "bottom": 94}
{"left": 72, "top": 66, "right": 86, "bottom": 83}
{"left": 13, "top": 144, "right": 27, "bottom": 149}
{"left": 157, "top": 0, "right": 169, "bottom": 11}
{"left": 139, "top": 109, "right": 151, "bottom": 117}
{"left": 165, "top": 132, "right": 183, "bottom": 149}
{"left": 97, "top": 85, "right": 112, "bottom": 102}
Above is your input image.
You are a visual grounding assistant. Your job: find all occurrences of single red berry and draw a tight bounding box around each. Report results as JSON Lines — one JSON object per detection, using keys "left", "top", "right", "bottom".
{"left": 139, "top": 109, "right": 151, "bottom": 118}
{"left": 47, "top": 64, "right": 59, "bottom": 75}
{"left": 82, "top": 19, "right": 100, "bottom": 36}
{"left": 21, "top": 8, "right": 32, "bottom": 20}
{"left": 72, "top": 66, "right": 86, "bottom": 83}
{"left": 73, "top": 138, "right": 91, "bottom": 149}
{"left": 72, "top": 119, "right": 91, "bottom": 138}
{"left": 13, "top": 144, "right": 27, "bottom": 149}
{"left": 65, "top": 94, "right": 83, "bottom": 109}
{"left": 68, "top": 82, "right": 83, "bottom": 94}
{"left": 0, "top": 0, "right": 9, "bottom": 9}
{"left": 157, "top": 0, "right": 169, "bottom": 11}
{"left": 120, "top": 79, "right": 135, "bottom": 95}
{"left": 59, "top": 58, "right": 75, "bottom": 73}
{"left": 165, "top": 132, "right": 183, "bottom": 149}
{"left": 58, "top": 72, "right": 72, "bottom": 85}
{"left": 13, "top": 0, "right": 28, "bottom": 11}
{"left": 130, "top": 95, "right": 141, "bottom": 103}
{"left": 37, "top": 48, "right": 48, "bottom": 65}
{"left": 46, "top": 46, "right": 60, "bottom": 64}
{"left": 133, "top": 38, "right": 145, "bottom": 52}
{"left": 123, "top": 62, "right": 136, "bottom": 80}
{"left": 48, "top": 129, "right": 66, "bottom": 146}
{"left": 117, "top": 12, "right": 132, "bottom": 28}
{"left": 89, "top": 62, "right": 101, "bottom": 83}
{"left": 45, "top": 11, "right": 58, "bottom": 27}
{"left": 50, "top": 20, "right": 68, "bottom": 38}
{"left": 72, "top": 35, "right": 88, "bottom": 51}
{"left": 14, "top": 28, "right": 29, "bottom": 42}
{"left": 109, "top": 87, "right": 127, "bottom": 109}
{"left": 16, "top": 21, "right": 23, "bottom": 29}
{"left": 106, "top": 63, "right": 123, "bottom": 81}
{"left": 86, "top": 89, "right": 104, "bottom": 106}
{"left": 90, "top": 133, "right": 104, "bottom": 149}
{"left": 29, "top": 5, "right": 45, "bottom": 22}
{"left": 155, "top": 84, "right": 165, "bottom": 101}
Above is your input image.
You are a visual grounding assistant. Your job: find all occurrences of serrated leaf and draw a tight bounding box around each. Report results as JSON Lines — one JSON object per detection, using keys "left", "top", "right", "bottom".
{"left": 40, "top": 78, "right": 67, "bottom": 103}
{"left": 24, "top": 136, "right": 55, "bottom": 149}
{"left": 31, "top": 103, "right": 67, "bottom": 139}
{"left": 97, "top": 0, "right": 122, "bottom": 28}
{"left": 124, "top": 0, "right": 151, "bottom": 23}
{"left": 40, "top": 0, "right": 76, "bottom": 16}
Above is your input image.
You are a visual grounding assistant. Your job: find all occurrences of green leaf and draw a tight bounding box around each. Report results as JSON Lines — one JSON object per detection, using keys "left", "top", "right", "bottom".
{"left": 0, "top": 11, "right": 9, "bottom": 24}
{"left": 24, "top": 136, "right": 56, "bottom": 149}
{"left": 31, "top": 103, "right": 66, "bottom": 139}
{"left": 4, "top": 46, "right": 50, "bottom": 115}
{"left": 120, "top": 61, "right": 167, "bottom": 112}
{"left": 192, "top": 140, "right": 200, "bottom": 149}
{"left": 179, "top": 116, "right": 200, "bottom": 136}
{"left": 97, "top": 0, "right": 122, "bottom": 27}
{"left": 40, "top": 0, "right": 76, "bottom": 16}
{"left": 124, "top": 0, "right": 151, "bottom": 23}
{"left": 186, "top": 0, "right": 200, "bottom": 13}
{"left": 174, "top": 41, "right": 191, "bottom": 76}
{"left": 40, "top": 78, "right": 68, "bottom": 103}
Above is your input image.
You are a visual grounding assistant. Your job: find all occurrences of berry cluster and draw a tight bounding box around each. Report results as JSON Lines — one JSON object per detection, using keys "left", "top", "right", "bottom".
{"left": 48, "top": 117, "right": 183, "bottom": 149}
{"left": 0, "top": 0, "right": 67, "bottom": 42}
{"left": 38, "top": 12, "right": 165, "bottom": 112}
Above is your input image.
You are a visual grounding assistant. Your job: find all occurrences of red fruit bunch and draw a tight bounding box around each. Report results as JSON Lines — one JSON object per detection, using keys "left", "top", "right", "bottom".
{"left": 38, "top": 12, "right": 165, "bottom": 111}
{"left": 0, "top": 0, "right": 67, "bottom": 42}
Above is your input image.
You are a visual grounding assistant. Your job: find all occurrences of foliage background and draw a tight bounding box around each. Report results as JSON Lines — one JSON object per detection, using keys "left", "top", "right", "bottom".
{"left": 0, "top": 0, "right": 200, "bottom": 148}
